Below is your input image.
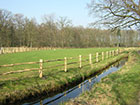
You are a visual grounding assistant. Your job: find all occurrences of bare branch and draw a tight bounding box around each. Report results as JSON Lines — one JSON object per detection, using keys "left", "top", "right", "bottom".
{"left": 88, "top": 0, "right": 140, "bottom": 29}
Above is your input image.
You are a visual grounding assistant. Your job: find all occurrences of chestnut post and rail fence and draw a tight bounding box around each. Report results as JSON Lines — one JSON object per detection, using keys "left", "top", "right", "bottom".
{"left": 0, "top": 49, "right": 123, "bottom": 78}
{"left": 0, "top": 47, "right": 59, "bottom": 54}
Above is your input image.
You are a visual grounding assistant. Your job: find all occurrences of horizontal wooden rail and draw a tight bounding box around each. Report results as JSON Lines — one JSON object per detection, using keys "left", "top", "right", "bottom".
{"left": 44, "top": 59, "right": 64, "bottom": 63}
{"left": 81, "top": 63, "right": 89, "bottom": 68}
{"left": 45, "top": 64, "right": 65, "bottom": 69}
{"left": 67, "top": 61, "right": 78, "bottom": 65}
{"left": 82, "top": 55, "right": 89, "bottom": 58}
{"left": 82, "top": 59, "right": 89, "bottom": 62}
{"left": 0, "top": 68, "right": 39, "bottom": 75}
{"left": 0, "top": 61, "right": 39, "bottom": 68}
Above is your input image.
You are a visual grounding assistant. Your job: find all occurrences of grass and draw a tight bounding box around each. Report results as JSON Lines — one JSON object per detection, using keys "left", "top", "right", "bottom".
{"left": 0, "top": 48, "right": 117, "bottom": 81}
{"left": 0, "top": 48, "right": 117, "bottom": 65}
{"left": 0, "top": 48, "right": 127, "bottom": 104}
{"left": 64, "top": 50, "right": 140, "bottom": 105}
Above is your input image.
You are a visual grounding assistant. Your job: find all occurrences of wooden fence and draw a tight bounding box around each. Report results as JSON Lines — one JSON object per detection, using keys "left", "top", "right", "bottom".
{"left": 0, "top": 49, "right": 123, "bottom": 78}
{"left": 0, "top": 47, "right": 59, "bottom": 54}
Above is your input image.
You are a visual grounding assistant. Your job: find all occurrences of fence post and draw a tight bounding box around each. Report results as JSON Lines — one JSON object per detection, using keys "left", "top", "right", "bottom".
{"left": 2, "top": 48, "right": 4, "bottom": 54}
{"left": 119, "top": 49, "right": 121, "bottom": 54}
{"left": 112, "top": 50, "right": 114, "bottom": 56}
{"left": 96, "top": 52, "right": 98, "bottom": 63}
{"left": 64, "top": 57, "right": 67, "bottom": 72}
{"left": 79, "top": 55, "right": 82, "bottom": 68}
{"left": 16, "top": 48, "right": 18, "bottom": 53}
{"left": 89, "top": 54, "right": 92, "bottom": 68}
{"left": 18, "top": 47, "right": 20, "bottom": 52}
{"left": 13, "top": 48, "right": 14, "bottom": 53}
{"left": 106, "top": 51, "right": 108, "bottom": 59}
{"left": 109, "top": 51, "right": 111, "bottom": 57}
{"left": 39, "top": 59, "right": 43, "bottom": 78}
{"left": 117, "top": 49, "right": 118, "bottom": 55}
{"left": 102, "top": 52, "right": 104, "bottom": 61}
{"left": 40, "top": 100, "right": 43, "bottom": 105}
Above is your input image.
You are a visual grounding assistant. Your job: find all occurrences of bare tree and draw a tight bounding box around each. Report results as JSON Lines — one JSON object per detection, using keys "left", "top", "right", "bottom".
{"left": 57, "top": 17, "right": 72, "bottom": 29}
{"left": 57, "top": 17, "right": 72, "bottom": 47}
{"left": 13, "top": 14, "right": 26, "bottom": 46}
{"left": 0, "top": 9, "right": 13, "bottom": 47}
{"left": 24, "top": 18, "right": 38, "bottom": 47}
{"left": 88, "top": 0, "right": 140, "bottom": 29}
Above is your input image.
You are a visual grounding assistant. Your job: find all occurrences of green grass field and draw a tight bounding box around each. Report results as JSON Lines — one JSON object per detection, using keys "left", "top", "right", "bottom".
{"left": 0, "top": 47, "right": 127, "bottom": 104}
{"left": 0, "top": 48, "right": 117, "bottom": 81}
{"left": 0, "top": 48, "right": 116, "bottom": 65}
{"left": 64, "top": 50, "right": 140, "bottom": 105}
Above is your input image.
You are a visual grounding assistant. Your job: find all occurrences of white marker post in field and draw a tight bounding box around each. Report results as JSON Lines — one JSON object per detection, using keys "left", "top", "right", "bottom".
{"left": 79, "top": 55, "right": 82, "bottom": 68}
{"left": 39, "top": 59, "right": 43, "bottom": 78}
{"left": 89, "top": 54, "right": 93, "bottom": 68}
{"left": 96, "top": 52, "right": 99, "bottom": 63}
{"left": 64, "top": 57, "right": 67, "bottom": 72}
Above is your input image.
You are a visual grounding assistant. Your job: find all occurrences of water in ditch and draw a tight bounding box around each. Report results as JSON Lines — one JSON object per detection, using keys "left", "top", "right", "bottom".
{"left": 23, "top": 58, "right": 127, "bottom": 105}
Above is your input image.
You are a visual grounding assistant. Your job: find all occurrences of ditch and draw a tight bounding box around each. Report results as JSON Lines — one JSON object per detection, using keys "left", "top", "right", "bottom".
{"left": 22, "top": 58, "right": 127, "bottom": 105}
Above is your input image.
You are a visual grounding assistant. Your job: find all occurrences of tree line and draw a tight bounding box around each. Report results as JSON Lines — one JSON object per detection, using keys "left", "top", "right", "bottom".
{"left": 0, "top": 9, "right": 140, "bottom": 48}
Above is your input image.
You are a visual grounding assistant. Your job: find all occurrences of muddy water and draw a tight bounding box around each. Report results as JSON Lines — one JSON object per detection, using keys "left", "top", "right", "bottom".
{"left": 23, "top": 58, "right": 127, "bottom": 105}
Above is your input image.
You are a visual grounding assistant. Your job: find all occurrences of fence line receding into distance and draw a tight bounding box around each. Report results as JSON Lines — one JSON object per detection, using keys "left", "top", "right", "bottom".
{"left": 0, "top": 49, "right": 123, "bottom": 78}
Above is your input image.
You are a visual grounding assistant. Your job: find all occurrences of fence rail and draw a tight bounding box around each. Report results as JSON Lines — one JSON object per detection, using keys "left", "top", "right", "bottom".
{"left": 0, "top": 47, "right": 59, "bottom": 54}
{"left": 0, "top": 49, "right": 123, "bottom": 78}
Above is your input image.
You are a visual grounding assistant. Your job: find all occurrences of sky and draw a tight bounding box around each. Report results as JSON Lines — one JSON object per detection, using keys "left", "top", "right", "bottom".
{"left": 0, "top": 0, "right": 94, "bottom": 27}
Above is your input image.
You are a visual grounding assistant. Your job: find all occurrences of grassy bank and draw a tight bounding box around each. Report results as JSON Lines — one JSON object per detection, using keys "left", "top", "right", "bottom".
{"left": 64, "top": 51, "right": 140, "bottom": 105}
{"left": 0, "top": 49, "right": 127, "bottom": 104}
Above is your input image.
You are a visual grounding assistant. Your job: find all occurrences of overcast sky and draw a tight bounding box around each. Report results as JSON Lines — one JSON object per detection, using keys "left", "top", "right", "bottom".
{"left": 0, "top": 0, "right": 94, "bottom": 27}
